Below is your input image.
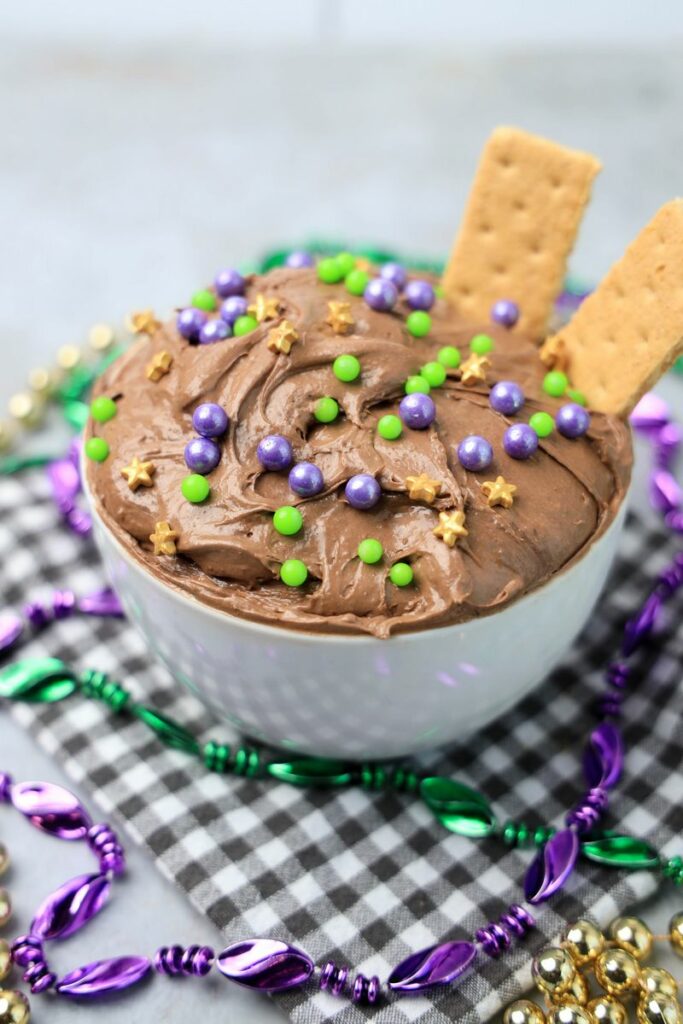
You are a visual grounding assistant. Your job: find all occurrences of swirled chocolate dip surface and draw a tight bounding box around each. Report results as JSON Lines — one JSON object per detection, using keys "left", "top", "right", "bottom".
{"left": 86, "top": 267, "right": 631, "bottom": 637}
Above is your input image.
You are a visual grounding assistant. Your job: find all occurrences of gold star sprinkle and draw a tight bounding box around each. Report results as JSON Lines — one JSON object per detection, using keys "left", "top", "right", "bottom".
{"left": 433, "top": 509, "right": 468, "bottom": 547}
{"left": 146, "top": 350, "right": 173, "bottom": 382}
{"left": 405, "top": 472, "right": 442, "bottom": 504}
{"left": 355, "top": 257, "right": 373, "bottom": 273}
{"left": 126, "top": 309, "right": 162, "bottom": 335}
{"left": 326, "top": 300, "right": 354, "bottom": 335}
{"left": 267, "top": 319, "right": 299, "bottom": 355}
{"left": 248, "top": 294, "right": 281, "bottom": 323}
{"left": 459, "top": 353, "right": 491, "bottom": 387}
{"left": 539, "top": 334, "right": 569, "bottom": 372}
{"left": 481, "top": 475, "right": 517, "bottom": 509}
{"left": 121, "top": 456, "right": 156, "bottom": 491}
{"left": 149, "top": 521, "right": 178, "bottom": 556}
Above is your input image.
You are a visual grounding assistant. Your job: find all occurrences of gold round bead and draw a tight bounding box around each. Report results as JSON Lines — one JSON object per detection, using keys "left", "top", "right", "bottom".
{"left": 532, "top": 947, "right": 576, "bottom": 996}
{"left": 0, "top": 891, "right": 10, "bottom": 929}
{"left": 0, "top": 845, "right": 8, "bottom": 878}
{"left": 595, "top": 949, "right": 641, "bottom": 997}
{"left": 563, "top": 920, "right": 605, "bottom": 966}
{"left": 588, "top": 996, "right": 627, "bottom": 1024}
{"left": 0, "top": 420, "right": 15, "bottom": 453}
{"left": 549, "top": 973, "right": 589, "bottom": 1007}
{"left": 504, "top": 999, "right": 547, "bottom": 1024}
{"left": 669, "top": 914, "right": 683, "bottom": 958}
{"left": 609, "top": 917, "right": 653, "bottom": 961}
{"left": 637, "top": 994, "right": 682, "bottom": 1024}
{"left": 0, "top": 943, "right": 10, "bottom": 983}
{"left": 27, "top": 367, "right": 52, "bottom": 395}
{"left": 8, "top": 392, "right": 42, "bottom": 427}
{"left": 57, "top": 344, "right": 81, "bottom": 370}
{"left": 88, "top": 323, "right": 116, "bottom": 352}
{"left": 0, "top": 988, "right": 29, "bottom": 1024}
{"left": 547, "top": 1005, "right": 595, "bottom": 1024}
{"left": 641, "top": 969, "right": 679, "bottom": 999}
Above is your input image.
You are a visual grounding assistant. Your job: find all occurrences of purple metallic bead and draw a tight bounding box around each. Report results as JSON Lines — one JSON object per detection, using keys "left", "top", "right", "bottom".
{"left": 25, "top": 962, "right": 56, "bottom": 993}
{"left": 192, "top": 402, "right": 229, "bottom": 438}
{"left": 220, "top": 295, "right": 249, "bottom": 326}
{"left": 66, "top": 506, "right": 92, "bottom": 537}
{"left": 31, "top": 872, "right": 110, "bottom": 941}
{"left": 490, "top": 298, "right": 520, "bottom": 327}
{"left": 476, "top": 922, "right": 511, "bottom": 957}
{"left": 47, "top": 458, "right": 80, "bottom": 512}
{"left": 289, "top": 462, "right": 324, "bottom": 497}
{"left": 52, "top": 590, "right": 76, "bottom": 619}
{"left": 489, "top": 380, "right": 525, "bottom": 416}
{"left": 457, "top": 435, "right": 493, "bottom": 472}
{"left": 198, "top": 318, "right": 231, "bottom": 345}
{"left": 77, "top": 588, "right": 124, "bottom": 617}
{"left": 622, "top": 591, "right": 662, "bottom": 656}
{"left": 181, "top": 945, "right": 214, "bottom": 977}
{"left": 257, "top": 434, "right": 294, "bottom": 472}
{"left": 11, "top": 935, "right": 43, "bottom": 967}
{"left": 11, "top": 779, "right": 92, "bottom": 840}
{"left": 184, "top": 437, "right": 221, "bottom": 475}
{"left": 405, "top": 279, "right": 435, "bottom": 311}
{"left": 24, "top": 601, "right": 50, "bottom": 628}
{"left": 666, "top": 510, "right": 683, "bottom": 532}
{"left": 650, "top": 468, "right": 682, "bottom": 513}
{"left": 629, "top": 391, "right": 670, "bottom": 431}
{"left": 177, "top": 307, "right": 208, "bottom": 341}
{"left": 380, "top": 262, "right": 407, "bottom": 291}
{"left": 320, "top": 961, "right": 348, "bottom": 996}
{"left": 399, "top": 392, "right": 436, "bottom": 430}
{"left": 285, "top": 250, "right": 314, "bottom": 269}
{"left": 364, "top": 277, "right": 398, "bottom": 312}
{"left": 556, "top": 402, "right": 591, "bottom": 439}
{"left": 55, "top": 956, "right": 152, "bottom": 998}
{"left": 524, "top": 827, "right": 579, "bottom": 904}
{"left": 503, "top": 423, "right": 539, "bottom": 460}
{"left": 388, "top": 940, "right": 478, "bottom": 992}
{"left": 0, "top": 614, "right": 24, "bottom": 654}
{"left": 656, "top": 422, "right": 682, "bottom": 468}
{"left": 0, "top": 773, "right": 12, "bottom": 803}
{"left": 216, "top": 939, "right": 314, "bottom": 992}
{"left": 214, "top": 267, "right": 246, "bottom": 298}
{"left": 345, "top": 473, "right": 381, "bottom": 510}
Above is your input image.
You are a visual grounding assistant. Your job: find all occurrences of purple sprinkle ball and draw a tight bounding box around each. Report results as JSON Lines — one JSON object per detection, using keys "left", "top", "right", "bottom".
{"left": 257, "top": 435, "right": 294, "bottom": 472}
{"left": 220, "top": 296, "right": 249, "bottom": 326}
{"left": 345, "top": 474, "right": 381, "bottom": 510}
{"left": 184, "top": 437, "right": 221, "bottom": 474}
{"left": 490, "top": 299, "right": 519, "bottom": 328}
{"left": 489, "top": 381, "right": 525, "bottom": 416}
{"left": 380, "top": 262, "right": 407, "bottom": 291}
{"left": 289, "top": 462, "right": 324, "bottom": 497}
{"left": 214, "top": 268, "right": 246, "bottom": 298}
{"left": 504, "top": 423, "right": 539, "bottom": 460}
{"left": 405, "top": 280, "right": 435, "bottom": 311}
{"left": 556, "top": 403, "right": 591, "bottom": 439}
{"left": 364, "top": 278, "right": 398, "bottom": 312}
{"left": 399, "top": 393, "right": 436, "bottom": 430}
{"left": 199, "top": 319, "right": 231, "bottom": 345}
{"left": 285, "top": 250, "right": 314, "bottom": 269}
{"left": 192, "top": 403, "right": 229, "bottom": 438}
{"left": 177, "top": 308, "right": 208, "bottom": 341}
{"left": 457, "top": 435, "right": 493, "bottom": 472}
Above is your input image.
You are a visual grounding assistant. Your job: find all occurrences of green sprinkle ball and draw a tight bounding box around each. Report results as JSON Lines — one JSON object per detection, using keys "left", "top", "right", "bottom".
{"left": 438, "top": 345, "right": 461, "bottom": 369}
{"left": 529, "top": 411, "right": 555, "bottom": 438}
{"left": 345, "top": 268, "right": 370, "bottom": 296}
{"left": 358, "top": 538, "right": 383, "bottom": 564}
{"left": 333, "top": 354, "right": 361, "bottom": 383}
{"left": 280, "top": 559, "right": 308, "bottom": 587}
{"left": 470, "top": 333, "right": 494, "bottom": 355}
{"left": 543, "top": 370, "right": 569, "bottom": 398}
{"left": 404, "top": 375, "right": 430, "bottom": 395}
{"left": 389, "top": 562, "right": 414, "bottom": 587}
{"left": 420, "top": 361, "right": 447, "bottom": 388}
{"left": 273, "top": 505, "right": 303, "bottom": 536}
{"left": 567, "top": 388, "right": 587, "bottom": 406}
{"left": 406, "top": 311, "right": 432, "bottom": 338}
{"left": 191, "top": 289, "right": 217, "bottom": 312}
{"left": 233, "top": 314, "right": 259, "bottom": 337}
{"left": 317, "top": 257, "right": 345, "bottom": 285}
{"left": 377, "top": 414, "right": 402, "bottom": 441}
{"left": 314, "top": 396, "right": 339, "bottom": 423}
{"left": 182, "top": 473, "right": 211, "bottom": 504}
{"left": 335, "top": 252, "right": 357, "bottom": 277}
{"left": 84, "top": 437, "right": 109, "bottom": 462}
{"left": 90, "top": 396, "right": 117, "bottom": 423}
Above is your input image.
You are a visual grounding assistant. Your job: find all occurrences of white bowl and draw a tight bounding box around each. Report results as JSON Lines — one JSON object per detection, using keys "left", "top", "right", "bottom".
{"left": 86, "top": 475, "right": 628, "bottom": 760}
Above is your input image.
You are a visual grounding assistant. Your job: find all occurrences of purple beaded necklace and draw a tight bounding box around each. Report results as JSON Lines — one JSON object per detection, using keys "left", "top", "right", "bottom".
{"left": 1, "top": 392, "right": 682, "bottom": 1010}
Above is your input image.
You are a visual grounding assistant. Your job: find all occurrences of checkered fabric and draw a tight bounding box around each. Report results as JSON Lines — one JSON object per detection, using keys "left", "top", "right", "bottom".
{"left": 1, "top": 467, "right": 682, "bottom": 1024}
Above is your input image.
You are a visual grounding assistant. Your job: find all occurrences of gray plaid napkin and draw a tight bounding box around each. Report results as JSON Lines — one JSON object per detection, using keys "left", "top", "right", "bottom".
{"left": 1, "top": 468, "right": 682, "bottom": 1024}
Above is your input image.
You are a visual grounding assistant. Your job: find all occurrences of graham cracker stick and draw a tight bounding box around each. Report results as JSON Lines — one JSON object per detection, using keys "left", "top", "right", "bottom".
{"left": 543, "top": 200, "right": 683, "bottom": 416}
{"left": 442, "top": 127, "right": 601, "bottom": 338}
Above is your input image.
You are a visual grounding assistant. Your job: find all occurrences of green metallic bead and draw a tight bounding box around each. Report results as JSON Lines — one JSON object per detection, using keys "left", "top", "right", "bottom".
{"left": 203, "top": 740, "right": 232, "bottom": 773}
{"left": 231, "top": 746, "right": 262, "bottom": 778}
{"left": 438, "top": 345, "right": 461, "bottom": 368}
{"left": 357, "top": 538, "right": 383, "bottom": 564}
{"left": 662, "top": 856, "right": 683, "bottom": 884}
{"left": 133, "top": 705, "right": 201, "bottom": 754}
{"left": 335, "top": 252, "right": 356, "bottom": 276}
{"left": 85, "top": 436, "right": 109, "bottom": 462}
{"left": 470, "top": 333, "right": 494, "bottom": 355}
{"left": 79, "top": 669, "right": 131, "bottom": 711}
{"left": 530, "top": 411, "right": 555, "bottom": 438}
{"left": 267, "top": 759, "right": 353, "bottom": 787}
{"left": 280, "top": 559, "right": 308, "bottom": 586}
{"left": 333, "top": 354, "right": 361, "bottom": 382}
{"left": 404, "top": 375, "right": 430, "bottom": 395}
{"left": 360, "top": 764, "right": 388, "bottom": 790}
{"left": 406, "top": 311, "right": 432, "bottom": 338}
{"left": 567, "top": 388, "right": 587, "bottom": 406}
{"left": 391, "top": 766, "right": 420, "bottom": 793}
{"left": 377, "top": 414, "right": 402, "bottom": 440}
{"left": 318, "top": 257, "right": 345, "bottom": 284}
{"left": 420, "top": 776, "right": 497, "bottom": 838}
{"left": 233, "top": 314, "right": 259, "bottom": 336}
{"left": 182, "top": 473, "right": 211, "bottom": 504}
{"left": 191, "top": 288, "right": 217, "bottom": 311}
{"left": 64, "top": 399, "right": 90, "bottom": 431}
{"left": 273, "top": 505, "right": 303, "bottom": 536}
{"left": 90, "top": 396, "right": 117, "bottom": 423}
{"left": 314, "top": 396, "right": 339, "bottom": 423}
{"left": 0, "top": 657, "right": 77, "bottom": 703}
{"left": 581, "top": 833, "right": 661, "bottom": 869}
{"left": 345, "top": 269, "right": 370, "bottom": 296}
{"left": 420, "top": 361, "right": 447, "bottom": 387}
{"left": 543, "top": 370, "right": 569, "bottom": 397}
{"left": 389, "top": 562, "right": 413, "bottom": 587}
